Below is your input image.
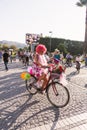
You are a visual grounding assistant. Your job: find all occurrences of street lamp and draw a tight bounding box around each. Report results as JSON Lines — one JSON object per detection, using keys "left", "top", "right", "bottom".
{"left": 49, "top": 31, "right": 52, "bottom": 52}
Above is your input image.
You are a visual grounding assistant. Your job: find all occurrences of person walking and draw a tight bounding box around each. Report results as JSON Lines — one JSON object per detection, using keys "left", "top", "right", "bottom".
{"left": 84, "top": 54, "right": 87, "bottom": 66}
{"left": 75, "top": 54, "right": 81, "bottom": 73}
{"left": 24, "top": 51, "right": 30, "bottom": 66}
{"left": 3, "top": 50, "right": 9, "bottom": 71}
{"left": 0, "top": 50, "right": 2, "bottom": 62}
{"left": 65, "top": 52, "right": 73, "bottom": 67}
{"left": 9, "top": 51, "right": 13, "bottom": 63}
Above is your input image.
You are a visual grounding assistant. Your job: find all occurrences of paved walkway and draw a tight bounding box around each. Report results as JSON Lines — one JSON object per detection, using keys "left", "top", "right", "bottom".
{"left": 0, "top": 60, "right": 87, "bottom": 130}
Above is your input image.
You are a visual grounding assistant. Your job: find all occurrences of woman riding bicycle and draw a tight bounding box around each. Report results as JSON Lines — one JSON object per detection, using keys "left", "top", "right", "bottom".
{"left": 28, "top": 43, "right": 66, "bottom": 90}
{"left": 26, "top": 45, "right": 69, "bottom": 107}
{"left": 32, "top": 44, "right": 49, "bottom": 91}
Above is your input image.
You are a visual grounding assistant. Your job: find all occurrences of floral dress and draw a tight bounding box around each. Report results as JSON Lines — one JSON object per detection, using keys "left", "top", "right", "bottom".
{"left": 28, "top": 54, "right": 48, "bottom": 78}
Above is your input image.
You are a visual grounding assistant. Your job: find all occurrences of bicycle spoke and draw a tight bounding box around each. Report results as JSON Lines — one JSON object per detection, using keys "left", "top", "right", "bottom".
{"left": 26, "top": 76, "right": 37, "bottom": 95}
{"left": 47, "top": 82, "right": 70, "bottom": 108}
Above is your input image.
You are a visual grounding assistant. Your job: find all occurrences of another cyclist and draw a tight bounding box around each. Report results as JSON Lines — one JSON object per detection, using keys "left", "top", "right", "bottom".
{"left": 53, "top": 49, "right": 60, "bottom": 60}
{"left": 66, "top": 52, "right": 73, "bottom": 67}
{"left": 52, "top": 58, "right": 65, "bottom": 74}
{"left": 75, "top": 54, "right": 81, "bottom": 73}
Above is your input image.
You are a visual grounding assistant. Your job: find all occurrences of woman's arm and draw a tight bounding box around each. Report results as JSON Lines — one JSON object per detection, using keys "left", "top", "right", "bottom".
{"left": 34, "top": 54, "right": 42, "bottom": 67}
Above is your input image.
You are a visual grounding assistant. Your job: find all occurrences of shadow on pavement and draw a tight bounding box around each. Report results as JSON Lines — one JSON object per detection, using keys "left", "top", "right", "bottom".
{"left": 66, "top": 71, "right": 80, "bottom": 81}
{"left": 0, "top": 93, "right": 59, "bottom": 130}
{"left": 0, "top": 95, "right": 38, "bottom": 130}
{"left": 13, "top": 106, "right": 59, "bottom": 130}
{"left": 0, "top": 62, "right": 23, "bottom": 70}
{"left": 84, "top": 84, "right": 87, "bottom": 88}
{"left": 0, "top": 62, "right": 60, "bottom": 130}
{"left": 0, "top": 71, "right": 26, "bottom": 101}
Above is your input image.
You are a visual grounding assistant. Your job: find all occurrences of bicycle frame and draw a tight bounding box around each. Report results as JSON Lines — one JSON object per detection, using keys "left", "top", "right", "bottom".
{"left": 26, "top": 65, "right": 69, "bottom": 108}
{"left": 28, "top": 64, "right": 66, "bottom": 91}
{"left": 44, "top": 69, "right": 61, "bottom": 91}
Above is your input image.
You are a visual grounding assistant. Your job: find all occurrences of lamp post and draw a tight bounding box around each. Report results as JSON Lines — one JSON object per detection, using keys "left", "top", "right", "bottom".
{"left": 49, "top": 31, "right": 52, "bottom": 52}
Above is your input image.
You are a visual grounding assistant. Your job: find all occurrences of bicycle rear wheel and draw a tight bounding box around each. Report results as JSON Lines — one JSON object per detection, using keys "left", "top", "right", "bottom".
{"left": 47, "top": 82, "right": 70, "bottom": 108}
{"left": 25, "top": 75, "right": 37, "bottom": 95}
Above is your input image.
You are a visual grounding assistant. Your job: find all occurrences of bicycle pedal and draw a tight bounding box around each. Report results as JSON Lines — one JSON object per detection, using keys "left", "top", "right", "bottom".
{"left": 37, "top": 88, "right": 43, "bottom": 94}
{"left": 29, "top": 86, "right": 32, "bottom": 89}
{"left": 29, "top": 84, "right": 33, "bottom": 89}
{"left": 56, "top": 93, "right": 58, "bottom": 96}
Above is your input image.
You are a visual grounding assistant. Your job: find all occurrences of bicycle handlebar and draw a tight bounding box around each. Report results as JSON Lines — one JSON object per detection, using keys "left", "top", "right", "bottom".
{"left": 42, "top": 66, "right": 50, "bottom": 68}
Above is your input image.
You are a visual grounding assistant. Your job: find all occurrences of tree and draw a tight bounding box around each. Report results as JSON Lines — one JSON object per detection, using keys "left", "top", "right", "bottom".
{"left": 0, "top": 44, "right": 2, "bottom": 50}
{"left": 10, "top": 45, "right": 17, "bottom": 51}
{"left": 57, "top": 43, "right": 67, "bottom": 55}
{"left": 2, "top": 44, "right": 9, "bottom": 50}
{"left": 76, "top": 0, "right": 87, "bottom": 54}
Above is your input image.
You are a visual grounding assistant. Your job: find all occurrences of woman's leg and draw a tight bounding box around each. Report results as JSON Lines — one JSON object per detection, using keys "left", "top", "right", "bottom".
{"left": 4, "top": 62, "right": 8, "bottom": 70}
{"left": 42, "top": 75, "right": 48, "bottom": 90}
{"left": 38, "top": 74, "right": 48, "bottom": 90}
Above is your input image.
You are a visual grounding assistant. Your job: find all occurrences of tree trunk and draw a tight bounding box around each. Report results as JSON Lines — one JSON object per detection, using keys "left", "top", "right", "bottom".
{"left": 84, "top": 5, "right": 87, "bottom": 55}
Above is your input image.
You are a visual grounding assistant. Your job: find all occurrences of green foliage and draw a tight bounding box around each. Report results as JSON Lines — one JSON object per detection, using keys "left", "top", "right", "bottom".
{"left": 18, "top": 48, "right": 23, "bottom": 51}
{"left": 0, "top": 44, "right": 2, "bottom": 50}
{"left": 57, "top": 43, "right": 67, "bottom": 55}
{"left": 2, "top": 44, "right": 9, "bottom": 50}
{"left": 0, "top": 42, "right": 24, "bottom": 51}
{"left": 76, "top": 0, "right": 87, "bottom": 6}
{"left": 9, "top": 45, "right": 17, "bottom": 51}
{"left": 39, "top": 37, "right": 84, "bottom": 55}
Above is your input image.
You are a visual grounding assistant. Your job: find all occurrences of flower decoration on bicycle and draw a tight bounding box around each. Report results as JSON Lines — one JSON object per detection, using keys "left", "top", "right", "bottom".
{"left": 20, "top": 72, "right": 31, "bottom": 80}
{"left": 49, "top": 58, "right": 67, "bottom": 86}
{"left": 52, "top": 58, "right": 66, "bottom": 74}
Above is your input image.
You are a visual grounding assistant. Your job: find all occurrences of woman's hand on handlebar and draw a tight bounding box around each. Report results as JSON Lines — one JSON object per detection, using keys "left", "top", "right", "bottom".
{"left": 42, "top": 65, "right": 50, "bottom": 68}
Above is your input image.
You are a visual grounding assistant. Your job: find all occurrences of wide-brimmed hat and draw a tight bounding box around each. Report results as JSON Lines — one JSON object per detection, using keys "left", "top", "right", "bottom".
{"left": 55, "top": 49, "right": 59, "bottom": 52}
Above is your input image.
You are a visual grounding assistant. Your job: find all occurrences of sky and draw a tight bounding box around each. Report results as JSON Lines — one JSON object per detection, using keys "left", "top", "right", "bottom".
{"left": 0, "top": 0, "right": 86, "bottom": 44}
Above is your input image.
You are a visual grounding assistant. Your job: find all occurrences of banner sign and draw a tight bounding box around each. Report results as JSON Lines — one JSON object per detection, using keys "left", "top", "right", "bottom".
{"left": 26, "top": 33, "right": 42, "bottom": 44}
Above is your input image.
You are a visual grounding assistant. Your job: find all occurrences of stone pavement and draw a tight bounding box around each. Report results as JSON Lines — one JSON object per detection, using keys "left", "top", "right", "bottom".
{"left": 0, "top": 60, "right": 87, "bottom": 130}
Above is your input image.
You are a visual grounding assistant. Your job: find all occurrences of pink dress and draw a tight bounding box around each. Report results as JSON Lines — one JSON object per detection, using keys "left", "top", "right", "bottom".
{"left": 38, "top": 54, "right": 48, "bottom": 73}
{"left": 31, "top": 54, "right": 48, "bottom": 78}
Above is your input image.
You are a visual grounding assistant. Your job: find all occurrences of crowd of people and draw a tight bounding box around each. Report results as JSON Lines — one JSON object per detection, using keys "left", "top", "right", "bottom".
{"left": 0, "top": 44, "right": 87, "bottom": 74}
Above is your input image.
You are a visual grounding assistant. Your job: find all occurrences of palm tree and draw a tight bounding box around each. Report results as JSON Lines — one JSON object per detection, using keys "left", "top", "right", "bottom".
{"left": 76, "top": 0, "right": 87, "bottom": 55}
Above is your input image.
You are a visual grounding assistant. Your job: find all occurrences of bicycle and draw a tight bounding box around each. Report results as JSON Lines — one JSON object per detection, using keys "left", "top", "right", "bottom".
{"left": 25, "top": 65, "right": 70, "bottom": 108}
{"left": 65, "top": 58, "right": 72, "bottom": 67}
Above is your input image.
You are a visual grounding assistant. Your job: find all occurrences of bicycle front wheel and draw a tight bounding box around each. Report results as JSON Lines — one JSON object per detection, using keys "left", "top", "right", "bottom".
{"left": 25, "top": 75, "right": 37, "bottom": 95}
{"left": 47, "top": 82, "right": 70, "bottom": 108}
